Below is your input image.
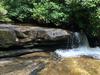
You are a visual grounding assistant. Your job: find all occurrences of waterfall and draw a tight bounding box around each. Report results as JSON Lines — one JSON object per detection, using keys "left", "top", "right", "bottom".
{"left": 74, "top": 32, "right": 89, "bottom": 47}
{"left": 55, "top": 32, "right": 100, "bottom": 59}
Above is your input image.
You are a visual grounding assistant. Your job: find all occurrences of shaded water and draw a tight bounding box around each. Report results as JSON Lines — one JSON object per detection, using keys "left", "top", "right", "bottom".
{"left": 55, "top": 32, "right": 100, "bottom": 59}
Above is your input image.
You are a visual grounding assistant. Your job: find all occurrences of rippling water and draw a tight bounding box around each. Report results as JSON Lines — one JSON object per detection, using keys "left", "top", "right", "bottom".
{"left": 55, "top": 47, "right": 100, "bottom": 59}
{"left": 55, "top": 32, "right": 100, "bottom": 59}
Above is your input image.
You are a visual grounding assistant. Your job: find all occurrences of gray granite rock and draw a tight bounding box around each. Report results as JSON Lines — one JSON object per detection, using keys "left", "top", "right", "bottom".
{"left": 0, "top": 24, "right": 71, "bottom": 48}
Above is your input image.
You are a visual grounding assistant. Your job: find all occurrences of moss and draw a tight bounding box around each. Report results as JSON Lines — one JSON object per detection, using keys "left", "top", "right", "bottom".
{"left": 0, "top": 29, "right": 16, "bottom": 48}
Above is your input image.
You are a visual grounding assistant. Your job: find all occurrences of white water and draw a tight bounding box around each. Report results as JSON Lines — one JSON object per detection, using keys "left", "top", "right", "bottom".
{"left": 55, "top": 32, "right": 100, "bottom": 59}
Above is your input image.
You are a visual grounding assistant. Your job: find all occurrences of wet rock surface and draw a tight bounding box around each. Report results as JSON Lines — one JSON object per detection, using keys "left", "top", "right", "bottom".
{"left": 0, "top": 52, "right": 50, "bottom": 75}
{"left": 0, "top": 24, "right": 70, "bottom": 48}
{"left": 0, "top": 52, "right": 100, "bottom": 75}
{"left": 39, "top": 57, "right": 100, "bottom": 75}
{"left": 0, "top": 48, "right": 47, "bottom": 58}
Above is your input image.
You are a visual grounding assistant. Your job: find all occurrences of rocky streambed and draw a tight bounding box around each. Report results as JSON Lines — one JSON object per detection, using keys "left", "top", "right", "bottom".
{"left": 1, "top": 51, "right": 100, "bottom": 75}
{"left": 0, "top": 23, "right": 100, "bottom": 75}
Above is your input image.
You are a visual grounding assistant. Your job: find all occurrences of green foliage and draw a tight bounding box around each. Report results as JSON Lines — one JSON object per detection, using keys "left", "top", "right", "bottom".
{"left": 32, "top": 1, "right": 68, "bottom": 25}
{"left": 64, "top": 0, "right": 100, "bottom": 36}
{"left": 0, "top": 1, "right": 11, "bottom": 22}
{"left": 82, "top": 0, "right": 100, "bottom": 36}
{"left": 89, "top": 7, "right": 100, "bottom": 36}
{"left": 0, "top": 4, "right": 7, "bottom": 15}
{"left": 3, "top": 0, "right": 33, "bottom": 22}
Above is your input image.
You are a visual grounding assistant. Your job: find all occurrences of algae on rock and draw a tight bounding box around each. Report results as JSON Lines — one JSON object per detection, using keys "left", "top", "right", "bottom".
{"left": 0, "top": 28, "right": 16, "bottom": 48}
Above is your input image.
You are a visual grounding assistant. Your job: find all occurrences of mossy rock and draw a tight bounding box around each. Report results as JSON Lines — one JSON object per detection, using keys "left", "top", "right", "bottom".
{"left": 0, "top": 28, "right": 16, "bottom": 48}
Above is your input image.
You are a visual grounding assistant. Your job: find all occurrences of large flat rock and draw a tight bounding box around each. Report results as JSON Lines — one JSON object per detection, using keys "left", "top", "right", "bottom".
{"left": 0, "top": 24, "right": 71, "bottom": 48}
{"left": 39, "top": 57, "right": 100, "bottom": 75}
{"left": 0, "top": 52, "right": 100, "bottom": 75}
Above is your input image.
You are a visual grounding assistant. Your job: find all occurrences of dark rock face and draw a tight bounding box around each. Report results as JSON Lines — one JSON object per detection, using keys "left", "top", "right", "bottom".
{"left": 0, "top": 28, "right": 16, "bottom": 48}
{"left": 0, "top": 24, "right": 71, "bottom": 48}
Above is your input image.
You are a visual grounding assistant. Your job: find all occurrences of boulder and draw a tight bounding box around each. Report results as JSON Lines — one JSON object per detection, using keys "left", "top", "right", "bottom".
{"left": 0, "top": 24, "right": 71, "bottom": 48}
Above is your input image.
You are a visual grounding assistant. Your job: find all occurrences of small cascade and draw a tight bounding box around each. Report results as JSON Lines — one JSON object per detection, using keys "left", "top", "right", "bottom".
{"left": 66, "top": 32, "right": 79, "bottom": 49}
{"left": 55, "top": 32, "right": 100, "bottom": 59}
{"left": 74, "top": 32, "right": 89, "bottom": 47}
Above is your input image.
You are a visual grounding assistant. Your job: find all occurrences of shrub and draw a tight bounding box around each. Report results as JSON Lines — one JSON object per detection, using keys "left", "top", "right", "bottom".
{"left": 32, "top": 1, "right": 69, "bottom": 25}
{"left": 0, "top": 1, "right": 10, "bottom": 22}
{"left": 3, "top": 0, "right": 33, "bottom": 22}
{"left": 64, "top": 0, "right": 100, "bottom": 36}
